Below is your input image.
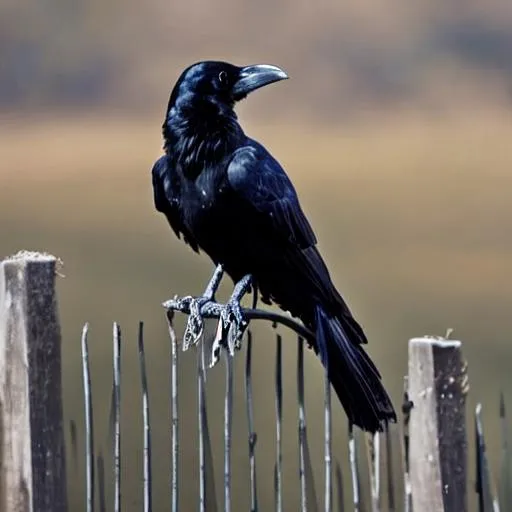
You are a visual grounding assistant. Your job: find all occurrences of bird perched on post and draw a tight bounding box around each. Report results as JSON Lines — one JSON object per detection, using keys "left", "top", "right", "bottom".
{"left": 152, "top": 61, "right": 396, "bottom": 432}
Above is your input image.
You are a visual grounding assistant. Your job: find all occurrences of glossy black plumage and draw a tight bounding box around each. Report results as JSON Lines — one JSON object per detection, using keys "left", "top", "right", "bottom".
{"left": 152, "top": 61, "right": 396, "bottom": 432}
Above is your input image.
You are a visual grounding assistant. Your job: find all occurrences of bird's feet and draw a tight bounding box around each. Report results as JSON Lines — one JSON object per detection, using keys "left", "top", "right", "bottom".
{"left": 179, "top": 294, "right": 216, "bottom": 350}
{"left": 222, "top": 297, "right": 248, "bottom": 353}
{"left": 163, "top": 264, "right": 224, "bottom": 350}
{"left": 210, "top": 274, "right": 252, "bottom": 365}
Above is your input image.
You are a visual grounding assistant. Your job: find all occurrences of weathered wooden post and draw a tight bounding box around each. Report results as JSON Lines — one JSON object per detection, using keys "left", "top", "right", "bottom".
{"left": 408, "top": 336, "right": 468, "bottom": 512}
{"left": 0, "top": 251, "right": 67, "bottom": 512}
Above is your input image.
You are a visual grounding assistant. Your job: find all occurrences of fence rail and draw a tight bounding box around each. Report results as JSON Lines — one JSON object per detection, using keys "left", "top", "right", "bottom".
{"left": 0, "top": 252, "right": 510, "bottom": 511}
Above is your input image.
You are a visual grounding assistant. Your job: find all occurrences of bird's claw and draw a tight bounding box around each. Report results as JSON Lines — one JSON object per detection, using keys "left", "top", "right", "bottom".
{"left": 210, "top": 298, "right": 248, "bottom": 366}
{"left": 175, "top": 295, "right": 213, "bottom": 350}
{"left": 164, "top": 264, "right": 225, "bottom": 350}
{"left": 221, "top": 298, "right": 248, "bottom": 355}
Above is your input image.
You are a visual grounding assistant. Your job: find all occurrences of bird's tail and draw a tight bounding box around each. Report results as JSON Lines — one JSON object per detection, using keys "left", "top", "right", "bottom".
{"left": 314, "top": 305, "right": 396, "bottom": 433}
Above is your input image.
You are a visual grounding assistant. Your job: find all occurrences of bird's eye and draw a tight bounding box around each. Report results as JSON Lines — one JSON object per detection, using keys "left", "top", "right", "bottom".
{"left": 218, "top": 71, "right": 228, "bottom": 85}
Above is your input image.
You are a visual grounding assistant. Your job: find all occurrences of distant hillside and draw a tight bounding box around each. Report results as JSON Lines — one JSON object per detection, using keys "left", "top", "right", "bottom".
{"left": 2, "top": 0, "right": 512, "bottom": 118}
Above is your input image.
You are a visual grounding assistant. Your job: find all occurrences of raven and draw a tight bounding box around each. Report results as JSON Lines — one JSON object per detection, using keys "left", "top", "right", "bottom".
{"left": 152, "top": 61, "right": 396, "bottom": 432}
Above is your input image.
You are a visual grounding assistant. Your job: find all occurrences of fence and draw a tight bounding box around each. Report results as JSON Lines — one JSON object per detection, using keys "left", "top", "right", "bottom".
{"left": 0, "top": 251, "right": 510, "bottom": 511}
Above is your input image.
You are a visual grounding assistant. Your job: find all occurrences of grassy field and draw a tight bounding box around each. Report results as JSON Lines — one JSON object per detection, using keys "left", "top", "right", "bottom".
{"left": 1, "top": 111, "right": 511, "bottom": 509}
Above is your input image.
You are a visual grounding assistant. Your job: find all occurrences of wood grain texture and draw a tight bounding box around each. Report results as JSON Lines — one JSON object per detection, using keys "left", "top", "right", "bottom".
{"left": 0, "top": 252, "right": 67, "bottom": 512}
{"left": 408, "top": 337, "right": 467, "bottom": 512}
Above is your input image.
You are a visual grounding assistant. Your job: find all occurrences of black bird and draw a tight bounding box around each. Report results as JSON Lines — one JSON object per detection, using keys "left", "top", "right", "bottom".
{"left": 152, "top": 61, "right": 396, "bottom": 432}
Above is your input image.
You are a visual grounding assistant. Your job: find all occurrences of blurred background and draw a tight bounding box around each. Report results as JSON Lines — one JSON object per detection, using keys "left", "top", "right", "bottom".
{"left": 1, "top": 0, "right": 512, "bottom": 509}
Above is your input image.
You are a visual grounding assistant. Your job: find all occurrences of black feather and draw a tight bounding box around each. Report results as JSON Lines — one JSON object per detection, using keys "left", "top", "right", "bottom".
{"left": 152, "top": 61, "right": 396, "bottom": 432}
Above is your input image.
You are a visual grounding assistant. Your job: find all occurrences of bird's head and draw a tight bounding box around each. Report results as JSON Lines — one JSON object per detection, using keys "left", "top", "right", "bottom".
{"left": 165, "top": 60, "right": 288, "bottom": 119}
{"left": 162, "top": 61, "right": 288, "bottom": 161}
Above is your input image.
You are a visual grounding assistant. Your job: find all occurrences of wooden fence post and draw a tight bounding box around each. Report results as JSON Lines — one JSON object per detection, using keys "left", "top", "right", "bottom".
{"left": 408, "top": 336, "right": 468, "bottom": 512}
{"left": 0, "top": 251, "right": 67, "bottom": 512}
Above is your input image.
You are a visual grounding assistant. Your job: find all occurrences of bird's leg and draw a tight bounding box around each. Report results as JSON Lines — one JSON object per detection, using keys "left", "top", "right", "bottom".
{"left": 169, "top": 264, "right": 224, "bottom": 350}
{"left": 211, "top": 274, "right": 253, "bottom": 363}
{"left": 224, "top": 274, "right": 253, "bottom": 354}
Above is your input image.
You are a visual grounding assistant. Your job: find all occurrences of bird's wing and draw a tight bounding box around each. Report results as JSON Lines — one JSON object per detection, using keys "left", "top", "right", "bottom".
{"left": 151, "top": 155, "right": 199, "bottom": 252}
{"left": 227, "top": 143, "right": 363, "bottom": 335}
{"left": 227, "top": 143, "right": 317, "bottom": 249}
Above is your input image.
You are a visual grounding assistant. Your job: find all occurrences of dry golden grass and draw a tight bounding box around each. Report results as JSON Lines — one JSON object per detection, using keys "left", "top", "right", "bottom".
{"left": 3, "top": 110, "right": 512, "bottom": 348}
{"left": 1, "top": 112, "right": 511, "bottom": 510}
{"left": 3, "top": 109, "right": 512, "bottom": 179}
{"left": 3, "top": 111, "right": 512, "bottom": 339}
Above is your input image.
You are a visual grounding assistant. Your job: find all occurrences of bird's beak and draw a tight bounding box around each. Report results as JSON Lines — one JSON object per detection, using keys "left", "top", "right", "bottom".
{"left": 232, "top": 64, "right": 288, "bottom": 100}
